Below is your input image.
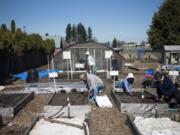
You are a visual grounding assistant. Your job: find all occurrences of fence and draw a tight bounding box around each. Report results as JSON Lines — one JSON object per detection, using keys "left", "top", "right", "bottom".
{"left": 0, "top": 52, "right": 48, "bottom": 84}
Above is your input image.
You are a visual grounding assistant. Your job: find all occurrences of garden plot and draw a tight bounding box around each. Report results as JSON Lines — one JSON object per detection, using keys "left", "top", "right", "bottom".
{"left": 112, "top": 91, "right": 168, "bottom": 115}
{"left": 30, "top": 91, "right": 91, "bottom": 135}
{"left": 44, "top": 91, "right": 90, "bottom": 118}
{"left": 0, "top": 92, "right": 34, "bottom": 118}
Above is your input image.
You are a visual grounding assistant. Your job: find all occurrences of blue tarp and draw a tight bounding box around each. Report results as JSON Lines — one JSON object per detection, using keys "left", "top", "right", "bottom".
{"left": 14, "top": 69, "right": 64, "bottom": 80}
{"left": 14, "top": 72, "right": 28, "bottom": 80}
{"left": 47, "top": 69, "right": 64, "bottom": 73}
{"left": 145, "top": 68, "right": 154, "bottom": 76}
{"left": 38, "top": 70, "right": 48, "bottom": 79}
{"left": 175, "top": 65, "right": 180, "bottom": 71}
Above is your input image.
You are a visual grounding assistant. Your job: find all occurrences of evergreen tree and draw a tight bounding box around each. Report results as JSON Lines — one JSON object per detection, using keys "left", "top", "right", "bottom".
{"left": 77, "top": 22, "right": 87, "bottom": 42}
{"left": 87, "top": 26, "right": 93, "bottom": 41}
{"left": 112, "top": 38, "right": 117, "bottom": 48}
{"left": 11, "top": 19, "right": 16, "bottom": 33}
{"left": 60, "top": 37, "right": 63, "bottom": 49}
{"left": 1, "top": 24, "right": 8, "bottom": 32}
{"left": 147, "top": 0, "right": 180, "bottom": 50}
{"left": 65, "top": 23, "right": 72, "bottom": 42}
{"left": 72, "top": 24, "right": 77, "bottom": 41}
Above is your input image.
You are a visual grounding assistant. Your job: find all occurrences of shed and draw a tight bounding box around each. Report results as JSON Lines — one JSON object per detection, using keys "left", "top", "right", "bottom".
{"left": 164, "top": 45, "right": 180, "bottom": 65}
{"left": 53, "top": 42, "right": 125, "bottom": 72}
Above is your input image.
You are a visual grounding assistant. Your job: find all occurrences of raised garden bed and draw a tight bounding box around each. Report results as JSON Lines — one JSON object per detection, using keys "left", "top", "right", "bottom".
{"left": 29, "top": 91, "right": 92, "bottom": 135}
{"left": 111, "top": 91, "right": 168, "bottom": 115}
{"left": 44, "top": 91, "right": 90, "bottom": 118}
{"left": 114, "top": 91, "right": 163, "bottom": 103}
{"left": 49, "top": 91, "right": 89, "bottom": 106}
{"left": 0, "top": 92, "right": 34, "bottom": 118}
{"left": 127, "top": 113, "right": 180, "bottom": 135}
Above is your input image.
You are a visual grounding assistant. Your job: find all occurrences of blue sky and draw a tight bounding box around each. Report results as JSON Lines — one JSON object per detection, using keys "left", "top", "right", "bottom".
{"left": 0, "top": 0, "right": 163, "bottom": 43}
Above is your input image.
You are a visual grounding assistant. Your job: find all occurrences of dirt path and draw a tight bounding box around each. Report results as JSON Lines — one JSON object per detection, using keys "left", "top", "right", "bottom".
{"left": 91, "top": 80, "right": 133, "bottom": 135}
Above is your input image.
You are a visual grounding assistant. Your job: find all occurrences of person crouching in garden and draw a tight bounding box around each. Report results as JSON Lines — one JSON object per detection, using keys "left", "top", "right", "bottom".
{"left": 153, "top": 71, "right": 176, "bottom": 103}
{"left": 80, "top": 73, "right": 104, "bottom": 103}
{"left": 115, "top": 73, "right": 135, "bottom": 96}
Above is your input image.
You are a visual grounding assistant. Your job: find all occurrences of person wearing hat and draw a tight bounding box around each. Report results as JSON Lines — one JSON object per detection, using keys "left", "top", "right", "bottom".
{"left": 153, "top": 71, "right": 176, "bottom": 103}
{"left": 115, "top": 73, "right": 135, "bottom": 96}
{"left": 80, "top": 73, "right": 104, "bottom": 103}
{"left": 86, "top": 51, "right": 95, "bottom": 74}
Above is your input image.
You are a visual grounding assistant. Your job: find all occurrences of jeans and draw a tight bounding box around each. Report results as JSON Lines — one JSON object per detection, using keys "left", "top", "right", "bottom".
{"left": 92, "top": 84, "right": 104, "bottom": 100}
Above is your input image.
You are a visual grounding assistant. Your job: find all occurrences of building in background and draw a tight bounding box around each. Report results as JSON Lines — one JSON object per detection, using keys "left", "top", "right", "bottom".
{"left": 53, "top": 42, "right": 125, "bottom": 72}
{"left": 164, "top": 45, "right": 180, "bottom": 65}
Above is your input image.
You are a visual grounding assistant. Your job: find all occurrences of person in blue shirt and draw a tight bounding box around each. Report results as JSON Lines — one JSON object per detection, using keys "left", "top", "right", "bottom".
{"left": 153, "top": 71, "right": 176, "bottom": 103}
{"left": 115, "top": 73, "right": 135, "bottom": 96}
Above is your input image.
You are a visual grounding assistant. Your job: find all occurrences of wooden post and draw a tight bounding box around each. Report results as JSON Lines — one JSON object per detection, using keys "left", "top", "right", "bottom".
{"left": 70, "top": 59, "right": 73, "bottom": 79}
{"left": 67, "top": 59, "right": 69, "bottom": 80}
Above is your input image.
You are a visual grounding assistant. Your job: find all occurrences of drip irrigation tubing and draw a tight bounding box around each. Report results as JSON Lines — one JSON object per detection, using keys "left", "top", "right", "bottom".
{"left": 48, "top": 91, "right": 86, "bottom": 119}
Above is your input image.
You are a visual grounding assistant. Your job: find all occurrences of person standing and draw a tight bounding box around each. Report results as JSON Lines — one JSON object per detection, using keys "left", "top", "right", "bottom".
{"left": 86, "top": 51, "right": 95, "bottom": 74}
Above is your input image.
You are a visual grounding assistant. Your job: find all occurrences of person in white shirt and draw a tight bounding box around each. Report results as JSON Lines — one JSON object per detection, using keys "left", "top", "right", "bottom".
{"left": 86, "top": 51, "right": 95, "bottom": 74}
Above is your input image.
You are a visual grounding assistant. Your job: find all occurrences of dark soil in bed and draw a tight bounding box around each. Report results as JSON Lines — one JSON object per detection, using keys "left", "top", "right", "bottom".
{"left": 49, "top": 91, "right": 89, "bottom": 105}
{"left": 115, "top": 91, "right": 164, "bottom": 103}
{"left": 0, "top": 93, "right": 28, "bottom": 107}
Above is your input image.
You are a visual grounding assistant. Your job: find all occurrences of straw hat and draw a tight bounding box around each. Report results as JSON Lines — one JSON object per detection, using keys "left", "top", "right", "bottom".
{"left": 126, "top": 73, "right": 134, "bottom": 79}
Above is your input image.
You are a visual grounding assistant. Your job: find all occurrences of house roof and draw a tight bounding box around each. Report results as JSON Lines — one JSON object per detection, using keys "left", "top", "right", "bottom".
{"left": 164, "top": 45, "right": 180, "bottom": 51}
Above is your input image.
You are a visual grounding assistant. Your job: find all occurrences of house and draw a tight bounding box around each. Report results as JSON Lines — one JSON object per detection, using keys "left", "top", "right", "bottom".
{"left": 164, "top": 45, "right": 180, "bottom": 65}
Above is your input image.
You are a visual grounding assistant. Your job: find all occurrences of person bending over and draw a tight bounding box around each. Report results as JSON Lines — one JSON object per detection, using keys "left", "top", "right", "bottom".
{"left": 153, "top": 71, "right": 176, "bottom": 103}
{"left": 80, "top": 73, "right": 104, "bottom": 103}
{"left": 115, "top": 73, "right": 135, "bottom": 96}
